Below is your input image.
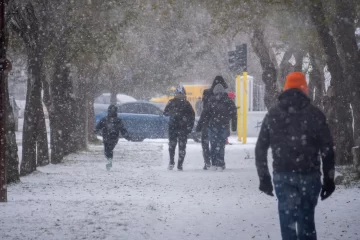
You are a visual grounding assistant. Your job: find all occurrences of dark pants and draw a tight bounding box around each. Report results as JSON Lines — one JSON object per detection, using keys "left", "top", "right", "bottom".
{"left": 208, "top": 126, "right": 228, "bottom": 167}
{"left": 169, "top": 129, "right": 188, "bottom": 166}
{"left": 201, "top": 124, "right": 211, "bottom": 165}
{"left": 273, "top": 172, "right": 322, "bottom": 240}
{"left": 104, "top": 139, "right": 118, "bottom": 159}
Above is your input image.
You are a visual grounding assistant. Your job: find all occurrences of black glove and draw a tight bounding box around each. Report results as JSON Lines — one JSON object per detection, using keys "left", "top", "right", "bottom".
{"left": 186, "top": 127, "right": 193, "bottom": 135}
{"left": 320, "top": 177, "right": 335, "bottom": 201}
{"left": 259, "top": 175, "right": 274, "bottom": 196}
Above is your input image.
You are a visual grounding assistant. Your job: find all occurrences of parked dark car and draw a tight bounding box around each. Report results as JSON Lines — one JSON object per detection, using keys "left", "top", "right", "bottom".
{"left": 95, "top": 101, "right": 201, "bottom": 142}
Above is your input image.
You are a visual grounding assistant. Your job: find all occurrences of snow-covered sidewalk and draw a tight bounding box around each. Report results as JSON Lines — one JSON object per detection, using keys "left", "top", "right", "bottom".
{"left": 1, "top": 138, "right": 360, "bottom": 239}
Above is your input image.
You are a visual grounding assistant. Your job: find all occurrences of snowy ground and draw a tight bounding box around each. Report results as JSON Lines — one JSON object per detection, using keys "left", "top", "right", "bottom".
{"left": 1, "top": 137, "right": 360, "bottom": 240}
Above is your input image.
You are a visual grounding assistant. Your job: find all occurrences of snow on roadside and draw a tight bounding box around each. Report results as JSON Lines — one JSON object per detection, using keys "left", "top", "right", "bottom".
{"left": 0, "top": 139, "right": 359, "bottom": 240}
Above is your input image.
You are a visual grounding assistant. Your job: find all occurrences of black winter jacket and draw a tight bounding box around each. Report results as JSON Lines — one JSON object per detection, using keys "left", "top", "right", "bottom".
{"left": 163, "top": 97, "right": 195, "bottom": 133}
{"left": 197, "top": 92, "right": 237, "bottom": 132}
{"left": 255, "top": 89, "right": 335, "bottom": 180}
{"left": 96, "top": 115, "right": 130, "bottom": 142}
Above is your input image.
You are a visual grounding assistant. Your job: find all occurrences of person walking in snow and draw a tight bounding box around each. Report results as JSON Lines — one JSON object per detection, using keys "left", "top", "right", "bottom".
{"left": 163, "top": 85, "right": 195, "bottom": 171}
{"left": 199, "top": 75, "right": 229, "bottom": 170}
{"left": 196, "top": 83, "right": 237, "bottom": 171}
{"left": 95, "top": 104, "right": 131, "bottom": 170}
{"left": 255, "top": 72, "right": 335, "bottom": 240}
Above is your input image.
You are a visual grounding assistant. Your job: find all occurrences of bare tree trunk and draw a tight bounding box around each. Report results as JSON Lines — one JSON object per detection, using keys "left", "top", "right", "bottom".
{"left": 75, "top": 82, "right": 88, "bottom": 150}
{"left": 88, "top": 93, "right": 97, "bottom": 142}
{"left": 74, "top": 95, "right": 87, "bottom": 151}
{"left": 308, "top": 53, "right": 325, "bottom": 109}
{"left": 4, "top": 70, "right": 19, "bottom": 182}
{"left": 278, "top": 48, "right": 294, "bottom": 87}
{"left": 50, "top": 51, "right": 86, "bottom": 157}
{"left": 293, "top": 50, "right": 304, "bottom": 72}
{"left": 309, "top": 0, "right": 353, "bottom": 165}
{"left": 60, "top": 64, "right": 76, "bottom": 156}
{"left": 3, "top": 7, "right": 19, "bottom": 183}
{"left": 87, "top": 62, "right": 103, "bottom": 143}
{"left": 5, "top": 96, "right": 20, "bottom": 183}
{"left": 21, "top": 57, "right": 38, "bottom": 174}
{"left": 110, "top": 87, "right": 117, "bottom": 105}
{"left": 12, "top": 2, "right": 49, "bottom": 174}
{"left": 333, "top": 0, "right": 360, "bottom": 141}
{"left": 49, "top": 110, "right": 63, "bottom": 164}
{"left": 35, "top": 68, "right": 49, "bottom": 167}
{"left": 49, "top": 57, "right": 66, "bottom": 164}
{"left": 21, "top": 54, "right": 47, "bottom": 174}
{"left": 251, "top": 25, "right": 280, "bottom": 109}
{"left": 66, "top": 97, "right": 86, "bottom": 154}
{"left": 36, "top": 106, "right": 49, "bottom": 166}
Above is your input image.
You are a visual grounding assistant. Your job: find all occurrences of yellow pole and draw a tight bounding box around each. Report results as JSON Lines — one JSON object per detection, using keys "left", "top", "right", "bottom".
{"left": 243, "top": 72, "right": 248, "bottom": 144}
{"left": 236, "top": 75, "right": 242, "bottom": 142}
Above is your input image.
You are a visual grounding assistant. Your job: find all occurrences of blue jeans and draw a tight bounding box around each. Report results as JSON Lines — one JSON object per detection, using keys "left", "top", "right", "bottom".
{"left": 273, "top": 172, "right": 321, "bottom": 240}
{"left": 208, "top": 126, "right": 228, "bottom": 167}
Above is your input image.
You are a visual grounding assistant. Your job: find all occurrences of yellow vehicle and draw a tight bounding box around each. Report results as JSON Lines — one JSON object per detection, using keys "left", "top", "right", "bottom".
{"left": 150, "top": 84, "right": 210, "bottom": 110}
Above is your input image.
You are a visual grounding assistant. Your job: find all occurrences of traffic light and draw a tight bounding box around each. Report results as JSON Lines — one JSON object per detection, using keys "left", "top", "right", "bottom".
{"left": 228, "top": 51, "right": 236, "bottom": 72}
{"left": 228, "top": 44, "right": 247, "bottom": 74}
{"left": 235, "top": 44, "right": 247, "bottom": 73}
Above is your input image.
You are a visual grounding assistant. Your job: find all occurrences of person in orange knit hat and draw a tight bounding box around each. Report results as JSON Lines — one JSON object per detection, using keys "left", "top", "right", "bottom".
{"left": 255, "top": 72, "right": 335, "bottom": 239}
{"left": 283, "top": 72, "right": 309, "bottom": 95}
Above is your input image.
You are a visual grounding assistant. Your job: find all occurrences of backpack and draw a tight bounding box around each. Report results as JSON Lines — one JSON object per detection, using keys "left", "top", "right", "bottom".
{"left": 106, "top": 117, "right": 119, "bottom": 138}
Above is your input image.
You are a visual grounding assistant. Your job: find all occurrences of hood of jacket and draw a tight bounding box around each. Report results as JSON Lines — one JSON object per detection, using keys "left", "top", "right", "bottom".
{"left": 211, "top": 76, "right": 228, "bottom": 90}
{"left": 107, "top": 104, "right": 118, "bottom": 117}
{"left": 278, "top": 89, "right": 310, "bottom": 113}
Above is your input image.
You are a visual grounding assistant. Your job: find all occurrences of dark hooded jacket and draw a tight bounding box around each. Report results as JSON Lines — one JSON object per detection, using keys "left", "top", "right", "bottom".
{"left": 95, "top": 105, "right": 130, "bottom": 141}
{"left": 163, "top": 95, "right": 195, "bottom": 133}
{"left": 197, "top": 84, "right": 237, "bottom": 133}
{"left": 255, "top": 89, "right": 335, "bottom": 180}
{"left": 202, "top": 76, "right": 228, "bottom": 108}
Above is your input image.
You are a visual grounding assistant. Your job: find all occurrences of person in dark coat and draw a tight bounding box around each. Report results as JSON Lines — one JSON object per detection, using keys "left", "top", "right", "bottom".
{"left": 163, "top": 85, "right": 195, "bottom": 171}
{"left": 197, "top": 84, "right": 237, "bottom": 171}
{"left": 255, "top": 72, "right": 335, "bottom": 240}
{"left": 199, "top": 75, "right": 229, "bottom": 170}
{"left": 95, "top": 104, "right": 131, "bottom": 170}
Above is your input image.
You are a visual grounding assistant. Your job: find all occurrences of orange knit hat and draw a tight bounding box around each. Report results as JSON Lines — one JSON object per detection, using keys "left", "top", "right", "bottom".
{"left": 283, "top": 72, "right": 308, "bottom": 94}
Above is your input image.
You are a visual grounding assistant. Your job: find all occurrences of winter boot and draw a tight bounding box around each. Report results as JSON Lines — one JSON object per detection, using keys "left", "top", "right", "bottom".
{"left": 106, "top": 158, "right": 113, "bottom": 171}
{"left": 168, "top": 162, "right": 175, "bottom": 170}
{"left": 210, "top": 165, "right": 217, "bottom": 171}
{"left": 177, "top": 160, "right": 184, "bottom": 171}
{"left": 203, "top": 163, "right": 211, "bottom": 170}
{"left": 216, "top": 166, "right": 224, "bottom": 172}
